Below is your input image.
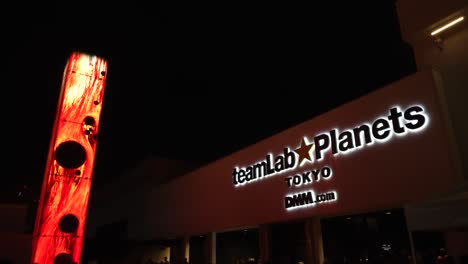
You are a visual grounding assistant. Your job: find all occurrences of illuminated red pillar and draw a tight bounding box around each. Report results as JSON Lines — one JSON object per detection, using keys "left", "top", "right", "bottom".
{"left": 31, "top": 52, "right": 108, "bottom": 264}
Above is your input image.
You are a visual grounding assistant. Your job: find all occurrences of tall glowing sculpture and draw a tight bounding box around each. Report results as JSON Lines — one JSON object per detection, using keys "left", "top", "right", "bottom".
{"left": 31, "top": 52, "right": 108, "bottom": 264}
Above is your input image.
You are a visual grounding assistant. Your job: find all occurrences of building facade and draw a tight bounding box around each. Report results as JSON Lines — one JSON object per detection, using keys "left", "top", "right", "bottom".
{"left": 86, "top": 1, "right": 468, "bottom": 264}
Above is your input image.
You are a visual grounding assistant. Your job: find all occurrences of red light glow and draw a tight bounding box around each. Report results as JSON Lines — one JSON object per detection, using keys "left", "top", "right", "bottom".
{"left": 31, "top": 52, "right": 108, "bottom": 264}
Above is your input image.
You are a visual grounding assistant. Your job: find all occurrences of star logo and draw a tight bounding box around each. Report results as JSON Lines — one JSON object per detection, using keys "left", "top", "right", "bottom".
{"left": 294, "top": 137, "right": 314, "bottom": 164}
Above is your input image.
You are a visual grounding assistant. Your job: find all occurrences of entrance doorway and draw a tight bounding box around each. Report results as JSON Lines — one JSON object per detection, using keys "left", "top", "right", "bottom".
{"left": 216, "top": 228, "right": 259, "bottom": 264}
{"left": 271, "top": 220, "right": 307, "bottom": 264}
{"left": 189, "top": 235, "right": 206, "bottom": 264}
{"left": 321, "top": 208, "right": 411, "bottom": 263}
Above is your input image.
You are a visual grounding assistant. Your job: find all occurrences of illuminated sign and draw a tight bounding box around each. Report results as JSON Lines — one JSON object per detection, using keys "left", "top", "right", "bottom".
{"left": 285, "top": 190, "right": 338, "bottom": 211}
{"left": 232, "top": 148, "right": 296, "bottom": 185}
{"left": 284, "top": 166, "right": 332, "bottom": 187}
{"left": 232, "top": 104, "right": 430, "bottom": 210}
{"left": 312, "top": 105, "right": 428, "bottom": 160}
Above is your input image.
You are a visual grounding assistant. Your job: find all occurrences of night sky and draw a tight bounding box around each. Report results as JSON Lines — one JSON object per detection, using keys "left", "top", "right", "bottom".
{"left": 4, "top": 1, "right": 416, "bottom": 202}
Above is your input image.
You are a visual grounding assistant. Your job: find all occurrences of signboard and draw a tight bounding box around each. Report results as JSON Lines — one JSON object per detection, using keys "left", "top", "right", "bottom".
{"left": 233, "top": 105, "right": 429, "bottom": 210}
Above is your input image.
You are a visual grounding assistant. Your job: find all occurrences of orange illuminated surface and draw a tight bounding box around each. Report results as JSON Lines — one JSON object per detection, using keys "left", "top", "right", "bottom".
{"left": 31, "top": 52, "right": 108, "bottom": 264}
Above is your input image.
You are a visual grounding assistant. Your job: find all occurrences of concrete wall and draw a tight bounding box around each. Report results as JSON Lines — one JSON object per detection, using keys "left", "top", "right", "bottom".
{"left": 86, "top": 157, "right": 200, "bottom": 238}
{"left": 396, "top": 0, "right": 468, "bottom": 179}
{"left": 0, "top": 204, "right": 31, "bottom": 264}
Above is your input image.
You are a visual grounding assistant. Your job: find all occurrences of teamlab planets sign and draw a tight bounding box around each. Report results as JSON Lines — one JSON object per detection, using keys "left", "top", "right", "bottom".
{"left": 232, "top": 104, "right": 429, "bottom": 210}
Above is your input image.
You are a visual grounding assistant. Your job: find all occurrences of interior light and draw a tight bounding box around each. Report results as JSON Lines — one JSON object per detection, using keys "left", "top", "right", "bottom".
{"left": 431, "top": 16, "right": 464, "bottom": 36}
{"left": 385, "top": 211, "right": 392, "bottom": 215}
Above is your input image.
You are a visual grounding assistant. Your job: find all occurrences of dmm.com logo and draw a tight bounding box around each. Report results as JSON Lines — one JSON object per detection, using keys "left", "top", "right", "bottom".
{"left": 232, "top": 105, "right": 428, "bottom": 187}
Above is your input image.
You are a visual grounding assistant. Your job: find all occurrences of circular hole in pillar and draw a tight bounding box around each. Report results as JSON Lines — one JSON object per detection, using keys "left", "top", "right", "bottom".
{"left": 55, "top": 141, "right": 86, "bottom": 169}
{"left": 54, "top": 253, "right": 73, "bottom": 264}
{"left": 58, "top": 214, "right": 79, "bottom": 233}
{"left": 83, "top": 116, "right": 96, "bottom": 126}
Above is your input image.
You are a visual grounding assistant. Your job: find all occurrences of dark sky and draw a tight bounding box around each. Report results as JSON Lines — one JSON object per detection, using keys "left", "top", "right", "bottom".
{"left": 5, "top": 1, "right": 415, "bottom": 202}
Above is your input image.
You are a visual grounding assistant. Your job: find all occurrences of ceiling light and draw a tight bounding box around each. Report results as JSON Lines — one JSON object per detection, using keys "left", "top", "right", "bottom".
{"left": 431, "top": 16, "right": 464, "bottom": 36}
